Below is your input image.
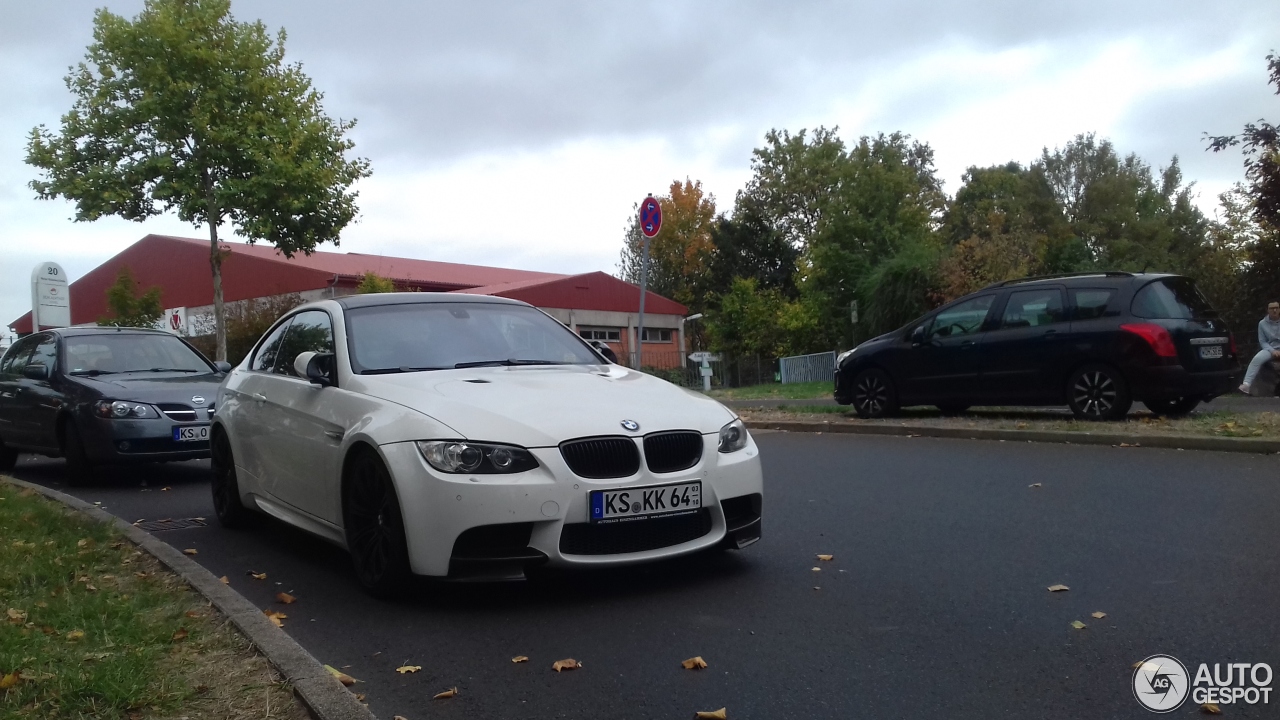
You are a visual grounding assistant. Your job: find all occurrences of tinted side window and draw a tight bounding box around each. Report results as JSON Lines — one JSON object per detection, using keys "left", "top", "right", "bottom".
{"left": 251, "top": 318, "right": 294, "bottom": 373}
{"left": 1131, "top": 278, "right": 1216, "bottom": 320}
{"left": 930, "top": 295, "right": 995, "bottom": 339}
{"left": 0, "top": 338, "right": 37, "bottom": 378}
{"left": 29, "top": 336, "right": 58, "bottom": 375}
{"left": 1000, "top": 289, "right": 1065, "bottom": 329}
{"left": 1070, "top": 289, "right": 1115, "bottom": 320}
{"left": 275, "top": 311, "right": 335, "bottom": 378}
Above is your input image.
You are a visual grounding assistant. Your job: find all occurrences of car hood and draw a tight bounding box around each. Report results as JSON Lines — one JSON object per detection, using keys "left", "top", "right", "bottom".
{"left": 74, "top": 373, "right": 224, "bottom": 404}
{"left": 351, "top": 364, "right": 735, "bottom": 447}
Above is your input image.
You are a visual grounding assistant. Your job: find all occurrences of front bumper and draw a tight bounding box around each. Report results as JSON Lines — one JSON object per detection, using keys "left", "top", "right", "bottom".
{"left": 1127, "top": 364, "right": 1240, "bottom": 402}
{"left": 380, "top": 433, "right": 765, "bottom": 578}
{"left": 78, "top": 414, "right": 211, "bottom": 464}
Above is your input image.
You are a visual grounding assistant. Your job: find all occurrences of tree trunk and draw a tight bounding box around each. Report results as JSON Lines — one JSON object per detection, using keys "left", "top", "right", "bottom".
{"left": 207, "top": 186, "right": 227, "bottom": 362}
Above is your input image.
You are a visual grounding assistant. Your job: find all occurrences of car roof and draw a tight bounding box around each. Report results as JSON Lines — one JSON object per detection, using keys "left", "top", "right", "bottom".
{"left": 40, "top": 326, "right": 177, "bottom": 338}
{"left": 983, "top": 271, "right": 1181, "bottom": 291}
{"left": 334, "top": 292, "right": 530, "bottom": 310}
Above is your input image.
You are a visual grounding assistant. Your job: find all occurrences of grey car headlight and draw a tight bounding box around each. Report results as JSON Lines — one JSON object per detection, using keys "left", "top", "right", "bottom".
{"left": 93, "top": 400, "right": 158, "bottom": 419}
{"left": 718, "top": 419, "right": 749, "bottom": 453}
{"left": 415, "top": 441, "right": 539, "bottom": 474}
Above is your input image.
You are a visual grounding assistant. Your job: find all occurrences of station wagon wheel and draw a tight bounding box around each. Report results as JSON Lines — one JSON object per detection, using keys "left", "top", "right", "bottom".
{"left": 343, "top": 450, "right": 411, "bottom": 598}
{"left": 210, "top": 429, "right": 253, "bottom": 528}
{"left": 1067, "top": 364, "right": 1132, "bottom": 421}
{"left": 852, "top": 368, "right": 899, "bottom": 419}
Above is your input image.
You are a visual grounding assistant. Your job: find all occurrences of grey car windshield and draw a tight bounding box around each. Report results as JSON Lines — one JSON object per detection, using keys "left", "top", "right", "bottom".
{"left": 346, "top": 302, "right": 601, "bottom": 374}
{"left": 65, "top": 334, "right": 212, "bottom": 375}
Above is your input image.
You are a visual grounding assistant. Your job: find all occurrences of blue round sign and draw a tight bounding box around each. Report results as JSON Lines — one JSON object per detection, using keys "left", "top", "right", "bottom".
{"left": 639, "top": 195, "right": 662, "bottom": 238}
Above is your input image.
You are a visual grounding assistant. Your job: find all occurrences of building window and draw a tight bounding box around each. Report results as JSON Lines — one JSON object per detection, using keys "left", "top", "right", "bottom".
{"left": 641, "top": 328, "right": 672, "bottom": 343}
{"left": 579, "top": 327, "right": 621, "bottom": 342}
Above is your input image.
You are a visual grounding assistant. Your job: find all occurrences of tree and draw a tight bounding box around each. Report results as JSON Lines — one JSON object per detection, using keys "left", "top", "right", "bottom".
{"left": 704, "top": 197, "right": 798, "bottom": 300}
{"left": 98, "top": 266, "right": 163, "bottom": 328}
{"left": 26, "top": 0, "right": 371, "bottom": 361}
{"left": 356, "top": 272, "right": 396, "bottom": 293}
{"left": 618, "top": 179, "right": 717, "bottom": 312}
{"left": 736, "top": 127, "right": 848, "bottom": 251}
{"left": 1207, "top": 52, "right": 1280, "bottom": 227}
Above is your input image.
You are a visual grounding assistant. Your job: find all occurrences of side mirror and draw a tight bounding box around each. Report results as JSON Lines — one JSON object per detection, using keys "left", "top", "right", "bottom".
{"left": 293, "top": 351, "right": 335, "bottom": 387}
{"left": 589, "top": 340, "right": 618, "bottom": 364}
{"left": 214, "top": 361, "right": 232, "bottom": 374}
{"left": 22, "top": 364, "right": 49, "bottom": 380}
{"left": 910, "top": 326, "right": 925, "bottom": 346}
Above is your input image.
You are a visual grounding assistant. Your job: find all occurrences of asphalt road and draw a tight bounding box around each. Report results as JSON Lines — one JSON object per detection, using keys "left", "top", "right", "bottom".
{"left": 722, "top": 395, "right": 1280, "bottom": 413}
{"left": 9, "top": 433, "right": 1280, "bottom": 719}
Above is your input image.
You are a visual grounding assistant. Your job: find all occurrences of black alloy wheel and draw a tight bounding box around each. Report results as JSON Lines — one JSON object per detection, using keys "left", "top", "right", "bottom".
{"left": 343, "top": 450, "right": 411, "bottom": 598}
{"left": 1067, "top": 364, "right": 1132, "bottom": 421}
{"left": 851, "top": 368, "right": 899, "bottom": 419}
{"left": 61, "top": 419, "right": 95, "bottom": 486}
{"left": 937, "top": 404, "right": 971, "bottom": 416}
{"left": 210, "top": 429, "right": 253, "bottom": 528}
{"left": 1143, "top": 397, "right": 1201, "bottom": 417}
{"left": 0, "top": 439, "right": 17, "bottom": 472}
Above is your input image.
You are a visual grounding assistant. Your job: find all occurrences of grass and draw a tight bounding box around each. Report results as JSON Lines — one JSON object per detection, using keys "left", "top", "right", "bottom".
{"left": 737, "top": 406, "right": 1280, "bottom": 440}
{"left": 706, "top": 380, "right": 832, "bottom": 401}
{"left": 0, "top": 479, "right": 307, "bottom": 720}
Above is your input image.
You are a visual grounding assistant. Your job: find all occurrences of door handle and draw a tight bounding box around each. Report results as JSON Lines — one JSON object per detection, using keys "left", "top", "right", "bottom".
{"left": 960, "top": 340, "right": 975, "bottom": 349}
{"left": 250, "top": 393, "right": 267, "bottom": 403}
{"left": 324, "top": 430, "right": 344, "bottom": 442}
{"left": 1040, "top": 330, "right": 1059, "bottom": 339}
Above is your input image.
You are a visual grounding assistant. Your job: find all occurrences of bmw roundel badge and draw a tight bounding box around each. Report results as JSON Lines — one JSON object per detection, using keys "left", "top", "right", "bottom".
{"left": 620, "top": 419, "right": 640, "bottom": 432}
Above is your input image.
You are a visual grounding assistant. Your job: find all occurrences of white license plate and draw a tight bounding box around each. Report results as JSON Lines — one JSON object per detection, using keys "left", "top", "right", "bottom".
{"left": 172, "top": 425, "right": 210, "bottom": 442}
{"left": 589, "top": 481, "right": 701, "bottom": 524}
{"left": 1199, "top": 345, "right": 1224, "bottom": 359}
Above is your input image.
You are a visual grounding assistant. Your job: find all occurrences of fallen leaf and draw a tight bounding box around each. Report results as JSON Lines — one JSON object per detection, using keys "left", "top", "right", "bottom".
{"left": 219, "top": 576, "right": 230, "bottom": 584}
{"left": 325, "top": 664, "right": 357, "bottom": 686}
{"left": 6, "top": 608, "right": 26, "bottom": 624}
{"left": 171, "top": 627, "right": 189, "bottom": 642}
{"left": 276, "top": 592, "right": 296, "bottom": 604}
{"left": 0, "top": 672, "right": 18, "bottom": 690}
{"left": 1028, "top": 483, "right": 1042, "bottom": 488}
{"left": 433, "top": 687, "right": 458, "bottom": 699}
{"left": 695, "top": 708, "right": 728, "bottom": 719}
{"left": 184, "top": 610, "right": 201, "bottom": 618}
{"left": 182, "top": 548, "right": 198, "bottom": 555}
{"left": 161, "top": 487, "right": 171, "bottom": 491}
{"left": 40, "top": 626, "right": 57, "bottom": 636}
{"left": 84, "top": 584, "right": 98, "bottom": 592}
{"left": 396, "top": 665, "right": 422, "bottom": 674}
{"left": 355, "top": 693, "right": 366, "bottom": 701}
{"left": 66, "top": 630, "right": 85, "bottom": 642}
{"left": 1202, "top": 703, "right": 1222, "bottom": 714}
{"left": 551, "top": 658, "right": 581, "bottom": 672}
{"left": 682, "top": 656, "right": 708, "bottom": 670}
{"left": 248, "top": 571, "right": 267, "bottom": 580}
{"left": 813, "top": 586, "right": 821, "bottom": 590}
{"left": 816, "top": 554, "right": 834, "bottom": 561}
{"left": 262, "top": 610, "right": 287, "bottom": 628}
{"left": 110, "top": 541, "right": 124, "bottom": 549}
{"left": 1071, "top": 620, "right": 1087, "bottom": 630}
{"left": 135, "top": 572, "right": 150, "bottom": 579}
{"left": 511, "top": 655, "right": 529, "bottom": 663}
{"left": 1091, "top": 611, "right": 1107, "bottom": 619}
{"left": 393, "top": 716, "right": 408, "bottom": 720}
{"left": 811, "top": 567, "right": 821, "bottom": 572}
{"left": 1047, "top": 584, "right": 1070, "bottom": 592}
{"left": 76, "top": 539, "right": 90, "bottom": 548}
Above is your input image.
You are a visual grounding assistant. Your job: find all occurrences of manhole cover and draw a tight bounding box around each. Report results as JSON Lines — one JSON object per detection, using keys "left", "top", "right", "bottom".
{"left": 135, "top": 518, "right": 207, "bottom": 532}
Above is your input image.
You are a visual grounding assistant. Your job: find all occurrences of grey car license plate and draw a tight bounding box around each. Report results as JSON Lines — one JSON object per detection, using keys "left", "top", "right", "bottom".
{"left": 589, "top": 481, "right": 701, "bottom": 524}
{"left": 173, "top": 425, "right": 210, "bottom": 442}
{"left": 1199, "top": 345, "right": 1224, "bottom": 359}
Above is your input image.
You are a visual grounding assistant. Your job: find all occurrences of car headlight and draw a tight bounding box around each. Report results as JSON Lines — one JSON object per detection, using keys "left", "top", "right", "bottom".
{"left": 415, "top": 441, "right": 539, "bottom": 474}
{"left": 718, "top": 418, "right": 749, "bottom": 453}
{"left": 93, "top": 400, "right": 158, "bottom": 419}
{"left": 836, "top": 348, "right": 856, "bottom": 365}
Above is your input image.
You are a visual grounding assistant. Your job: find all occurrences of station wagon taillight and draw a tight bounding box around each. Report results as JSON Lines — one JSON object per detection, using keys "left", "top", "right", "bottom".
{"left": 1120, "top": 323, "right": 1177, "bottom": 358}
{"left": 1229, "top": 333, "right": 1238, "bottom": 356}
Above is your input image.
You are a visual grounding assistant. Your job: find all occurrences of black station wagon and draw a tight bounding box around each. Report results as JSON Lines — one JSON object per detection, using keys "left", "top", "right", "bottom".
{"left": 834, "top": 272, "right": 1240, "bottom": 420}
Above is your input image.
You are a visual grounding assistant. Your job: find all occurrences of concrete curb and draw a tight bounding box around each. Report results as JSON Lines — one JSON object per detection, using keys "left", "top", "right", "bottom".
{"left": 744, "top": 419, "right": 1280, "bottom": 455}
{"left": 1, "top": 475, "right": 376, "bottom": 720}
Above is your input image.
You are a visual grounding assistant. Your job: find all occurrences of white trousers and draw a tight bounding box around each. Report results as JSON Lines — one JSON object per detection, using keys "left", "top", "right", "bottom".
{"left": 1243, "top": 349, "right": 1277, "bottom": 386}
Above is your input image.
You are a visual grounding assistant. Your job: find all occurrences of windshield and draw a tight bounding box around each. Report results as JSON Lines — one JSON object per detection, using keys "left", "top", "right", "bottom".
{"left": 345, "top": 302, "right": 602, "bottom": 374}
{"left": 65, "top": 334, "right": 213, "bottom": 375}
{"left": 1130, "top": 278, "right": 1217, "bottom": 320}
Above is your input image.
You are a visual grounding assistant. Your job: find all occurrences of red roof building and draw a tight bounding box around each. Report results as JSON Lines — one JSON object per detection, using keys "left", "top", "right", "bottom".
{"left": 9, "top": 234, "right": 690, "bottom": 367}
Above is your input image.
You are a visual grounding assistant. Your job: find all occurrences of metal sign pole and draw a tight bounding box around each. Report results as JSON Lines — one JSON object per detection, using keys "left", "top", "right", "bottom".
{"left": 636, "top": 234, "right": 649, "bottom": 368}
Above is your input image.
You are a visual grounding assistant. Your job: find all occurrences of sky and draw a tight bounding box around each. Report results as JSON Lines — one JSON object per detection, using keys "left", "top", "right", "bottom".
{"left": 1, "top": 0, "right": 1277, "bottom": 336}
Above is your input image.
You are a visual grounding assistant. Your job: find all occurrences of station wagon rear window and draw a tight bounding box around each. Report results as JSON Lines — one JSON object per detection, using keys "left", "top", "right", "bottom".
{"left": 1130, "top": 279, "right": 1216, "bottom": 320}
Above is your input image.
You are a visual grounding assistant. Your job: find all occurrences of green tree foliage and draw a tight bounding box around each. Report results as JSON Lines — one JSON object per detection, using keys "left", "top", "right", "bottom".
{"left": 356, "top": 272, "right": 396, "bottom": 293}
{"left": 705, "top": 278, "right": 787, "bottom": 358}
{"left": 1208, "top": 51, "right": 1280, "bottom": 227}
{"left": 98, "top": 267, "right": 163, "bottom": 328}
{"left": 618, "top": 179, "right": 717, "bottom": 312}
{"left": 704, "top": 197, "right": 798, "bottom": 300}
{"left": 26, "top": 0, "right": 371, "bottom": 362}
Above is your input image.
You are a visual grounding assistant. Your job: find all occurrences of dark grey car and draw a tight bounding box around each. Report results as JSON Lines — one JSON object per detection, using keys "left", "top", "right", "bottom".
{"left": 0, "top": 327, "right": 230, "bottom": 483}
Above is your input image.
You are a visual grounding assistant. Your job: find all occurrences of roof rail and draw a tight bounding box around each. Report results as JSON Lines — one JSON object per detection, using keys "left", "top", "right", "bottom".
{"left": 981, "top": 271, "right": 1135, "bottom": 290}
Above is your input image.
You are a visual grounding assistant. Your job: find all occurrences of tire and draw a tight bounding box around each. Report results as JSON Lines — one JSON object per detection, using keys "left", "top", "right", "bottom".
{"left": 851, "top": 368, "right": 899, "bottom": 419}
{"left": 210, "top": 429, "right": 253, "bottom": 528}
{"left": 0, "top": 439, "right": 17, "bottom": 472}
{"left": 1143, "top": 397, "right": 1200, "bottom": 417}
{"left": 61, "top": 419, "right": 96, "bottom": 486}
{"left": 937, "top": 404, "right": 970, "bottom": 416}
{"left": 342, "top": 450, "right": 412, "bottom": 599}
{"left": 1066, "top": 364, "right": 1132, "bottom": 421}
